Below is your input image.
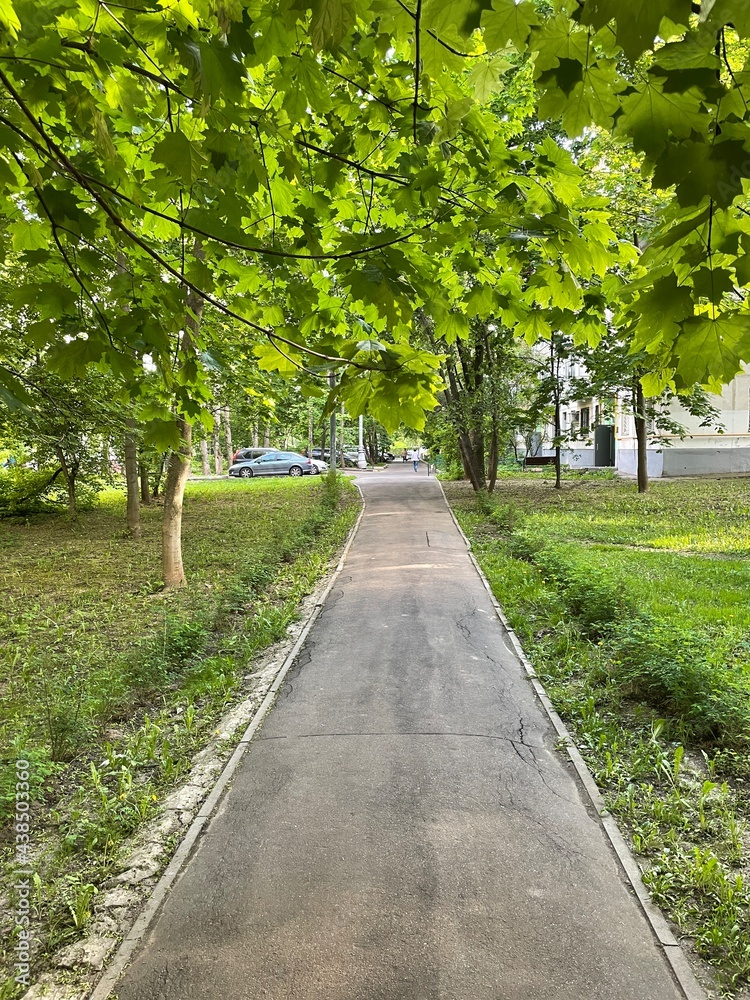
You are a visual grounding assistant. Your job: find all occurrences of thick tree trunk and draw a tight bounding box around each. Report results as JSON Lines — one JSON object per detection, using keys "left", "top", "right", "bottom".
{"left": 224, "top": 406, "right": 233, "bottom": 467}
{"left": 212, "top": 408, "right": 222, "bottom": 475}
{"left": 161, "top": 417, "right": 192, "bottom": 589}
{"left": 458, "top": 432, "right": 486, "bottom": 492}
{"left": 124, "top": 419, "right": 141, "bottom": 538}
{"left": 199, "top": 437, "right": 210, "bottom": 476}
{"left": 634, "top": 380, "right": 649, "bottom": 494}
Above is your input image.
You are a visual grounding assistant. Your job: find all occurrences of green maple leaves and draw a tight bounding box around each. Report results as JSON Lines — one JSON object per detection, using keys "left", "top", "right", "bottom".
{"left": 3, "top": 0, "right": 750, "bottom": 438}
{"left": 577, "top": 0, "right": 692, "bottom": 60}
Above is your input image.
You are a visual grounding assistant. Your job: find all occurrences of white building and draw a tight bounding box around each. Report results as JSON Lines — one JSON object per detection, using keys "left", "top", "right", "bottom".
{"left": 543, "top": 367, "right": 750, "bottom": 478}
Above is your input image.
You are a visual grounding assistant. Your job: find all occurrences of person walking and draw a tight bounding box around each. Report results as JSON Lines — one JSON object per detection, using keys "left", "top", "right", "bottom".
{"left": 409, "top": 448, "right": 420, "bottom": 472}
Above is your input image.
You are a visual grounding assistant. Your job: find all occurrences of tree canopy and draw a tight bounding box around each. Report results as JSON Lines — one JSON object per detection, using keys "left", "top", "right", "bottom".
{"left": 1, "top": 0, "right": 747, "bottom": 438}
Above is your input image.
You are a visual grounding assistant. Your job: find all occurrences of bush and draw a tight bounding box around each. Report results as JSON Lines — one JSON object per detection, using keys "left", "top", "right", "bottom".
{"left": 533, "top": 548, "right": 635, "bottom": 638}
{"left": 0, "top": 465, "right": 101, "bottom": 517}
{"left": 609, "top": 617, "right": 750, "bottom": 743}
{"left": 127, "top": 616, "right": 209, "bottom": 692}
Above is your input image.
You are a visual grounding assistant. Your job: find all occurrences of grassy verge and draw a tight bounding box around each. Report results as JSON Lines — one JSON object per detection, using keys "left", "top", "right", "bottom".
{"left": 443, "top": 476, "right": 750, "bottom": 999}
{"left": 0, "top": 474, "right": 359, "bottom": 995}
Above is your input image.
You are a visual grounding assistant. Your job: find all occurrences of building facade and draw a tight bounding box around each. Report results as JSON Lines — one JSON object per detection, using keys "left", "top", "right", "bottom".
{"left": 538, "top": 366, "right": 750, "bottom": 478}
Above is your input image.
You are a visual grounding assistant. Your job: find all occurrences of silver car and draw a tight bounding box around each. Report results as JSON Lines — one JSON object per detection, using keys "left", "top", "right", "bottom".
{"left": 229, "top": 451, "right": 313, "bottom": 478}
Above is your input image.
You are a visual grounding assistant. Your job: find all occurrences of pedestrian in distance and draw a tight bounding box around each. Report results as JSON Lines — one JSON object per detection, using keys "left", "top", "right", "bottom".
{"left": 401, "top": 449, "right": 408, "bottom": 462}
{"left": 409, "top": 448, "right": 420, "bottom": 472}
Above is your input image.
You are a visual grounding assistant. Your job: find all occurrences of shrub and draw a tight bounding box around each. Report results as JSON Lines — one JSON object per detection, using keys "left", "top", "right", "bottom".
{"left": 127, "top": 616, "right": 208, "bottom": 692}
{"left": 489, "top": 502, "right": 520, "bottom": 534}
{"left": 610, "top": 617, "right": 750, "bottom": 744}
{"left": 533, "top": 548, "right": 635, "bottom": 638}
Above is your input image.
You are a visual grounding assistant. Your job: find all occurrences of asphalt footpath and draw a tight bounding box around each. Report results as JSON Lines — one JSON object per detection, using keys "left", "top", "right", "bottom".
{"left": 113, "top": 463, "right": 689, "bottom": 1000}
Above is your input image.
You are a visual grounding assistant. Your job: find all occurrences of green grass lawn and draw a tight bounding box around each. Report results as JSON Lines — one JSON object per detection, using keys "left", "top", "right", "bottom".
{"left": 444, "top": 475, "right": 750, "bottom": 996}
{"left": 0, "top": 475, "right": 359, "bottom": 994}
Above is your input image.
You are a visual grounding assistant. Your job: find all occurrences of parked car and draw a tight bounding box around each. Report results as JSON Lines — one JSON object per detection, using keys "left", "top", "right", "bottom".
{"left": 232, "top": 446, "right": 276, "bottom": 462}
{"left": 310, "top": 458, "right": 328, "bottom": 475}
{"left": 229, "top": 451, "right": 313, "bottom": 478}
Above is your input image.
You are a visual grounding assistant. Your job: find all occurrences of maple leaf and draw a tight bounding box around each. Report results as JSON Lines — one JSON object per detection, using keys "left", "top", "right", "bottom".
{"left": 577, "top": 0, "right": 693, "bottom": 61}
{"left": 673, "top": 314, "right": 750, "bottom": 386}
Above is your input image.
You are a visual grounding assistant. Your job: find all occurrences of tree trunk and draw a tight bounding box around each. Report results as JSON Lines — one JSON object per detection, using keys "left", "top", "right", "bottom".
{"left": 124, "top": 418, "right": 141, "bottom": 538}
{"left": 152, "top": 454, "right": 166, "bottom": 499}
{"left": 212, "top": 408, "right": 222, "bottom": 475}
{"left": 458, "top": 432, "right": 486, "bottom": 492}
{"left": 252, "top": 424, "right": 259, "bottom": 447}
{"left": 487, "top": 421, "right": 499, "bottom": 493}
{"left": 263, "top": 424, "right": 270, "bottom": 447}
{"left": 139, "top": 461, "right": 152, "bottom": 505}
{"left": 552, "top": 339, "right": 562, "bottom": 490}
{"left": 308, "top": 403, "right": 314, "bottom": 460}
{"left": 199, "top": 437, "right": 210, "bottom": 476}
{"left": 161, "top": 254, "right": 205, "bottom": 589}
{"left": 54, "top": 446, "right": 78, "bottom": 517}
{"left": 224, "top": 405, "right": 233, "bottom": 467}
{"left": 161, "top": 417, "right": 192, "bottom": 589}
{"left": 634, "top": 379, "right": 649, "bottom": 494}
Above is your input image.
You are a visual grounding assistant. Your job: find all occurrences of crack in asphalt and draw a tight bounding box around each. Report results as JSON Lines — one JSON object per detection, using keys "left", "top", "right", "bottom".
{"left": 254, "top": 730, "right": 548, "bottom": 753}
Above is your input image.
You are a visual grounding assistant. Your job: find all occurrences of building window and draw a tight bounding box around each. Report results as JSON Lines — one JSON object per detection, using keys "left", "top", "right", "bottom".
{"left": 580, "top": 407, "right": 590, "bottom": 430}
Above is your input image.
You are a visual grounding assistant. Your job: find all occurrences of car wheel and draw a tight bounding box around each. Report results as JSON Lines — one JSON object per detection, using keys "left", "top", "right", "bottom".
{"left": 288, "top": 465, "right": 303, "bottom": 477}
{"left": 239, "top": 467, "right": 253, "bottom": 478}
{"left": 310, "top": 465, "right": 320, "bottom": 475}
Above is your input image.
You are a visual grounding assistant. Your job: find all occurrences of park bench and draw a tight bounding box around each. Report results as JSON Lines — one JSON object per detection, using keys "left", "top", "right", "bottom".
{"left": 523, "top": 455, "right": 556, "bottom": 469}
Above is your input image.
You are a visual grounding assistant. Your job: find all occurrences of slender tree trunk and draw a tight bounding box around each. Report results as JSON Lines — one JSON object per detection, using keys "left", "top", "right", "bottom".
{"left": 139, "top": 461, "right": 151, "bottom": 505}
{"left": 487, "top": 421, "right": 499, "bottom": 494}
{"left": 212, "top": 408, "right": 222, "bottom": 475}
{"left": 54, "top": 446, "right": 78, "bottom": 517}
{"left": 263, "top": 424, "right": 270, "bottom": 447}
{"left": 224, "top": 405, "right": 233, "bottom": 467}
{"left": 124, "top": 418, "right": 141, "bottom": 538}
{"left": 552, "top": 338, "right": 562, "bottom": 490}
{"left": 252, "top": 424, "right": 259, "bottom": 447}
{"left": 308, "top": 403, "right": 314, "bottom": 459}
{"left": 161, "top": 253, "right": 205, "bottom": 589}
{"left": 162, "top": 417, "right": 193, "bottom": 589}
{"left": 554, "top": 398, "right": 562, "bottom": 490}
{"left": 199, "top": 437, "right": 210, "bottom": 476}
{"left": 152, "top": 454, "right": 166, "bottom": 499}
{"left": 634, "top": 379, "right": 649, "bottom": 494}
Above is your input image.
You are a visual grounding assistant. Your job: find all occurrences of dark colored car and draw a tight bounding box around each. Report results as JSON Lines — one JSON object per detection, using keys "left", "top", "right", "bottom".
{"left": 229, "top": 451, "right": 313, "bottom": 478}
{"left": 232, "top": 446, "right": 276, "bottom": 462}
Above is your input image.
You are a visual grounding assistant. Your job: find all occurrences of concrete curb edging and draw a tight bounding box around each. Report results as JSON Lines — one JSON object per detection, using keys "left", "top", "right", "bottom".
{"left": 87, "top": 490, "right": 367, "bottom": 1000}
{"left": 434, "top": 478, "right": 708, "bottom": 1000}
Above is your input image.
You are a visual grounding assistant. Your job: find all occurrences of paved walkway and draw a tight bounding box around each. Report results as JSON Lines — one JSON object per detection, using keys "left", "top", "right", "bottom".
{"left": 114, "top": 464, "right": 687, "bottom": 999}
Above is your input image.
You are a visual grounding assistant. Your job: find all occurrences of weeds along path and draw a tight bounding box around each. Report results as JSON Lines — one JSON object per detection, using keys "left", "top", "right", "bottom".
{"left": 443, "top": 474, "right": 750, "bottom": 997}
{"left": 0, "top": 475, "right": 359, "bottom": 997}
